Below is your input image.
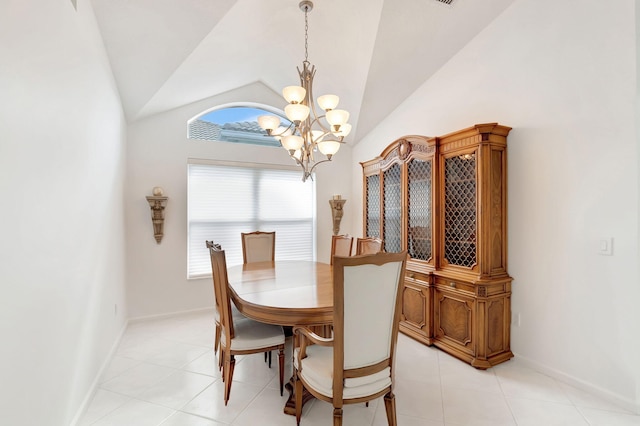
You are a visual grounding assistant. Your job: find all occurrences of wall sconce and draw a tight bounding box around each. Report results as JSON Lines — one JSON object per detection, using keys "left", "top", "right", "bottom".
{"left": 329, "top": 195, "right": 346, "bottom": 236}
{"left": 146, "top": 186, "right": 168, "bottom": 244}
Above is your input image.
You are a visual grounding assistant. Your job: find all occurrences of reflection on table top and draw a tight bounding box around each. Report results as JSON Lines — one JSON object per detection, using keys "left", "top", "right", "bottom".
{"left": 226, "top": 260, "right": 333, "bottom": 326}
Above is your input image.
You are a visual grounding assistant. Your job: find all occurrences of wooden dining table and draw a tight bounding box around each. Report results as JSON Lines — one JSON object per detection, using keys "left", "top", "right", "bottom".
{"left": 226, "top": 260, "right": 334, "bottom": 326}
{"left": 226, "top": 260, "right": 334, "bottom": 415}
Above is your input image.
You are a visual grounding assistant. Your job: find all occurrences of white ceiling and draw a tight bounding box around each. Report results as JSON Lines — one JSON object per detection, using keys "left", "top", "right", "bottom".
{"left": 90, "top": 0, "right": 515, "bottom": 143}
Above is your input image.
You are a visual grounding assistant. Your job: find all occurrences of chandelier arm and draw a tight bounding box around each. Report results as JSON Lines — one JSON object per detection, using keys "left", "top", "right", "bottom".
{"left": 289, "top": 152, "right": 306, "bottom": 169}
{"left": 309, "top": 129, "right": 332, "bottom": 144}
{"left": 307, "top": 116, "right": 332, "bottom": 134}
{"left": 268, "top": 121, "right": 297, "bottom": 138}
{"left": 317, "top": 136, "right": 345, "bottom": 143}
{"left": 307, "top": 157, "right": 333, "bottom": 175}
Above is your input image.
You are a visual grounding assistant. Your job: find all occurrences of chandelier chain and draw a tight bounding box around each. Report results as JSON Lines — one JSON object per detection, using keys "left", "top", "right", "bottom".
{"left": 304, "top": 8, "right": 309, "bottom": 62}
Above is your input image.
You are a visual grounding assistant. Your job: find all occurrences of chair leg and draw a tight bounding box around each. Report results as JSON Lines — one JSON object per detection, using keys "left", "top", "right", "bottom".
{"left": 333, "top": 407, "right": 343, "bottom": 426}
{"left": 264, "top": 351, "right": 267, "bottom": 363}
{"left": 383, "top": 391, "right": 397, "bottom": 426}
{"left": 223, "top": 353, "right": 236, "bottom": 406}
{"left": 269, "top": 350, "right": 272, "bottom": 368}
{"left": 295, "top": 370, "right": 303, "bottom": 426}
{"left": 214, "top": 323, "right": 220, "bottom": 355}
{"left": 278, "top": 347, "right": 285, "bottom": 396}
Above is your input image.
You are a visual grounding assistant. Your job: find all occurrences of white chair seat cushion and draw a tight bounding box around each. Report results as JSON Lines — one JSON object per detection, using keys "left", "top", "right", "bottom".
{"left": 221, "top": 317, "right": 284, "bottom": 351}
{"left": 294, "top": 346, "right": 391, "bottom": 399}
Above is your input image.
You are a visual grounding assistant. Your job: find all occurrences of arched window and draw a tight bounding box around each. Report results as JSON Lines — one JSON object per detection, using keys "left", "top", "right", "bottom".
{"left": 187, "top": 104, "right": 290, "bottom": 147}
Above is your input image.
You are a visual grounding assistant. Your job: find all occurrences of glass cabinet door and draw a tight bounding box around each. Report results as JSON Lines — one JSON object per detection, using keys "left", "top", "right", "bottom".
{"left": 365, "top": 174, "right": 381, "bottom": 238}
{"left": 383, "top": 163, "right": 402, "bottom": 253}
{"left": 443, "top": 152, "right": 477, "bottom": 268}
{"left": 407, "top": 158, "right": 432, "bottom": 261}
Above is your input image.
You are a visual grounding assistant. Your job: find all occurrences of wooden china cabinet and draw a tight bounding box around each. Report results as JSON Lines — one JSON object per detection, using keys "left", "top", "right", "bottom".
{"left": 361, "top": 123, "right": 513, "bottom": 369}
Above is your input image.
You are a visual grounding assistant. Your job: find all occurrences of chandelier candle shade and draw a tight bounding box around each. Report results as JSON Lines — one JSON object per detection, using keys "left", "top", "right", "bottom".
{"left": 258, "top": 0, "right": 351, "bottom": 182}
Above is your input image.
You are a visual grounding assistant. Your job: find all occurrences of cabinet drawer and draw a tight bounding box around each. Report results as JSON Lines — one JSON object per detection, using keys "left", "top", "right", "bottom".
{"left": 405, "top": 271, "right": 430, "bottom": 285}
{"left": 434, "top": 276, "right": 474, "bottom": 294}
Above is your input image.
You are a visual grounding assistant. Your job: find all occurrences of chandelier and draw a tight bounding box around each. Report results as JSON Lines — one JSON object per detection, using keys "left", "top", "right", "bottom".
{"left": 257, "top": 0, "right": 351, "bottom": 182}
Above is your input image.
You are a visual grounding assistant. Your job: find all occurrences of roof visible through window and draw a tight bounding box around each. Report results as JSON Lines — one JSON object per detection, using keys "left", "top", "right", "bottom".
{"left": 188, "top": 106, "right": 289, "bottom": 147}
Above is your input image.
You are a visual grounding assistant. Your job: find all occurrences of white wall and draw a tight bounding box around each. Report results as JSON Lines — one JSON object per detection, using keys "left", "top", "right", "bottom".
{"left": 0, "top": 1, "right": 128, "bottom": 425}
{"left": 352, "top": 0, "right": 640, "bottom": 411}
{"left": 125, "top": 83, "right": 354, "bottom": 319}
{"left": 636, "top": 0, "right": 640, "bottom": 407}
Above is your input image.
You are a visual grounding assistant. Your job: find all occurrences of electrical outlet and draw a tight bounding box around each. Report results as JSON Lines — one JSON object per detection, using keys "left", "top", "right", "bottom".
{"left": 598, "top": 237, "right": 613, "bottom": 256}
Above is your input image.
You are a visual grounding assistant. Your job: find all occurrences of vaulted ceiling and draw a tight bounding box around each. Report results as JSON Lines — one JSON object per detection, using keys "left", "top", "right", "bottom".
{"left": 90, "top": 0, "right": 515, "bottom": 143}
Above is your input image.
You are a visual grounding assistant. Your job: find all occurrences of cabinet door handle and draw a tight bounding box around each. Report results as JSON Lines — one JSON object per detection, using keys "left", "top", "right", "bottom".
{"left": 450, "top": 282, "right": 456, "bottom": 288}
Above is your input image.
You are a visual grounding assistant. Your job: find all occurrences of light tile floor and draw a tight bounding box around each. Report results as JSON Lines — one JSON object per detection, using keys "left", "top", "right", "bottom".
{"left": 78, "top": 311, "right": 640, "bottom": 425}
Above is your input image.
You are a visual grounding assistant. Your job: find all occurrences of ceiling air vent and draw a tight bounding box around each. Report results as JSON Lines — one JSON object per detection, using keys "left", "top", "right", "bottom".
{"left": 434, "top": 0, "right": 455, "bottom": 5}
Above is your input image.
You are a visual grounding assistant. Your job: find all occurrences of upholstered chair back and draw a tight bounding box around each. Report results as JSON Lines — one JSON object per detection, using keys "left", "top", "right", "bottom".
{"left": 241, "top": 231, "right": 276, "bottom": 264}
{"left": 330, "top": 234, "right": 354, "bottom": 264}
{"left": 335, "top": 253, "right": 406, "bottom": 370}
{"left": 355, "top": 237, "right": 383, "bottom": 255}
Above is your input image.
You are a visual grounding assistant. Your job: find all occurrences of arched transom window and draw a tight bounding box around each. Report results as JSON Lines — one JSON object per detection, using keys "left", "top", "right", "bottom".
{"left": 188, "top": 105, "right": 290, "bottom": 148}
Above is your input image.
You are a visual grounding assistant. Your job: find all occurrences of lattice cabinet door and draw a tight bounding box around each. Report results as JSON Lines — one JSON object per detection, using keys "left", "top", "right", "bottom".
{"left": 442, "top": 149, "right": 478, "bottom": 272}
{"left": 361, "top": 156, "right": 382, "bottom": 240}
{"left": 382, "top": 162, "right": 402, "bottom": 253}
{"left": 407, "top": 156, "right": 434, "bottom": 264}
{"left": 364, "top": 173, "right": 381, "bottom": 239}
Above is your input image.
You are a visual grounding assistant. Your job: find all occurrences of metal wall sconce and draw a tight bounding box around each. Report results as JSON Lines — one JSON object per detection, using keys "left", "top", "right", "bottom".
{"left": 146, "top": 186, "right": 168, "bottom": 244}
{"left": 329, "top": 194, "right": 346, "bottom": 235}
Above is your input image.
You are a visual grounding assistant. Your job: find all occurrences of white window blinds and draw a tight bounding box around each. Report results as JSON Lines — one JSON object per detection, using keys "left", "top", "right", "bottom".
{"left": 187, "top": 162, "right": 316, "bottom": 278}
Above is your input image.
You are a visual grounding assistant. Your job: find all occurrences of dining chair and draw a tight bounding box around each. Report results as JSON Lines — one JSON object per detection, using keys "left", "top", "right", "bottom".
{"left": 241, "top": 230, "right": 277, "bottom": 365}
{"left": 293, "top": 251, "right": 408, "bottom": 426}
{"left": 206, "top": 241, "right": 285, "bottom": 405}
{"left": 241, "top": 231, "right": 276, "bottom": 264}
{"left": 355, "top": 236, "right": 383, "bottom": 255}
{"left": 330, "top": 234, "right": 354, "bottom": 265}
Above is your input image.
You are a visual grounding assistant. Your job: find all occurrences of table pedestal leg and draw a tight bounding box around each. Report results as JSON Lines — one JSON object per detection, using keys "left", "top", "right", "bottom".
{"left": 283, "top": 377, "right": 314, "bottom": 416}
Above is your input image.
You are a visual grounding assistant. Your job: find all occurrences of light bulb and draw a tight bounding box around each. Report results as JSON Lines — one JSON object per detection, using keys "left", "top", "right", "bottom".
{"left": 281, "top": 135, "right": 304, "bottom": 151}
{"left": 333, "top": 123, "right": 351, "bottom": 138}
{"left": 318, "top": 140, "right": 341, "bottom": 157}
{"left": 282, "top": 86, "right": 306, "bottom": 104}
{"left": 285, "top": 104, "right": 310, "bottom": 122}
{"left": 317, "top": 94, "right": 339, "bottom": 111}
{"left": 326, "top": 109, "right": 349, "bottom": 127}
{"left": 257, "top": 115, "right": 281, "bottom": 131}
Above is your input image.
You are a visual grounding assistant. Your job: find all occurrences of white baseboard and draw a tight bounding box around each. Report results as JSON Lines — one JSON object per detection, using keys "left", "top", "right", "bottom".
{"left": 513, "top": 351, "right": 640, "bottom": 415}
{"left": 128, "top": 306, "right": 214, "bottom": 324}
{"left": 68, "top": 319, "right": 129, "bottom": 426}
